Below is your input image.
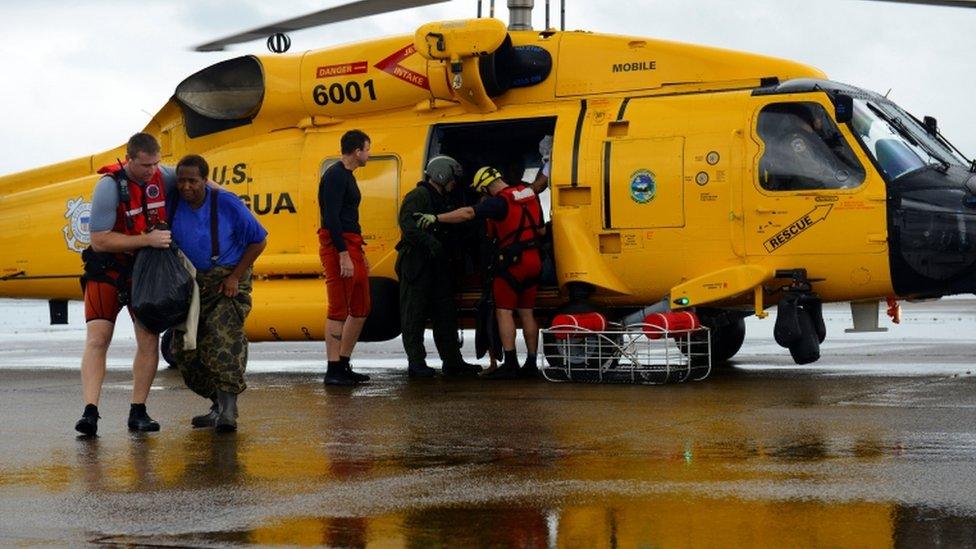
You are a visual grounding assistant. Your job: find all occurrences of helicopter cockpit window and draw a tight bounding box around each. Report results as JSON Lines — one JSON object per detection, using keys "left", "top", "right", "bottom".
{"left": 850, "top": 99, "right": 968, "bottom": 181}
{"left": 757, "top": 102, "right": 865, "bottom": 191}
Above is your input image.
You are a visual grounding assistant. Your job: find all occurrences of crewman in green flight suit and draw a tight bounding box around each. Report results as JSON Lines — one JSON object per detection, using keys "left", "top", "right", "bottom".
{"left": 395, "top": 155, "right": 483, "bottom": 378}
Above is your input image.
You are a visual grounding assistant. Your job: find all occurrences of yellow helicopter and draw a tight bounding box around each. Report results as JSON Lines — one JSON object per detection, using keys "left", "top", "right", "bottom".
{"left": 1, "top": 0, "right": 975, "bottom": 367}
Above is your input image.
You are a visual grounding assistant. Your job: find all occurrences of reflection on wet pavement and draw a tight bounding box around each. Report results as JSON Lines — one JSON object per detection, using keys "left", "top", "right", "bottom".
{"left": 3, "top": 366, "right": 976, "bottom": 547}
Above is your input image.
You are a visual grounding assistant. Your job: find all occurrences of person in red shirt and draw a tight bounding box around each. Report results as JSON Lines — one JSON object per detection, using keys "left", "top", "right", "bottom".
{"left": 415, "top": 166, "right": 545, "bottom": 379}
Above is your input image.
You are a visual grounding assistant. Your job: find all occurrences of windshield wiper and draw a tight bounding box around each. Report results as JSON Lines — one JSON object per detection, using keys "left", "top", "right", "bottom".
{"left": 935, "top": 128, "right": 973, "bottom": 170}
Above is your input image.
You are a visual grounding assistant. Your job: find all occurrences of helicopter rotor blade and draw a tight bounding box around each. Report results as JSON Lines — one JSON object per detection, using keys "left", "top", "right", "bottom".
{"left": 193, "top": 0, "right": 451, "bottom": 52}
{"left": 860, "top": 0, "right": 976, "bottom": 7}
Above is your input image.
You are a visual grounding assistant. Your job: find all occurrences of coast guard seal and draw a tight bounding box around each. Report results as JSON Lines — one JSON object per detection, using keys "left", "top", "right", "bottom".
{"left": 62, "top": 197, "right": 91, "bottom": 253}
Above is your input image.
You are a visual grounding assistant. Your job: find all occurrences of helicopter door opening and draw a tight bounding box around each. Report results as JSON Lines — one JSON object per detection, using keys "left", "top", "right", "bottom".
{"left": 426, "top": 117, "right": 558, "bottom": 293}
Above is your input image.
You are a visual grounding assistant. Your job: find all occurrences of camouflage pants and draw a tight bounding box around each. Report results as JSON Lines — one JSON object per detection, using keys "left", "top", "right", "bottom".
{"left": 172, "top": 266, "right": 252, "bottom": 397}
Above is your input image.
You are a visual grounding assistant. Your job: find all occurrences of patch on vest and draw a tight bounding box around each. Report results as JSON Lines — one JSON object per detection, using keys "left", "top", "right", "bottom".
{"left": 62, "top": 196, "right": 91, "bottom": 253}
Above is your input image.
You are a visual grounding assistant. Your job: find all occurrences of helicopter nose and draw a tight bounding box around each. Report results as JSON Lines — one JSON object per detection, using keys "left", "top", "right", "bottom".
{"left": 888, "top": 170, "right": 976, "bottom": 298}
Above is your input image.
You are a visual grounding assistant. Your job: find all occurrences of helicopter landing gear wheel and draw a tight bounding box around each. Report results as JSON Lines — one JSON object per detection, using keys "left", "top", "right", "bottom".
{"left": 788, "top": 308, "right": 821, "bottom": 365}
{"left": 680, "top": 311, "right": 746, "bottom": 367}
{"left": 772, "top": 269, "right": 824, "bottom": 365}
{"left": 708, "top": 316, "right": 746, "bottom": 365}
{"left": 160, "top": 329, "right": 176, "bottom": 369}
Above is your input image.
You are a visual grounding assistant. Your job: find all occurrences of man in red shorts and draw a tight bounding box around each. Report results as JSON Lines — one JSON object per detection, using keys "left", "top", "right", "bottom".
{"left": 318, "top": 130, "right": 372, "bottom": 386}
{"left": 415, "top": 166, "right": 545, "bottom": 380}
{"left": 75, "top": 133, "right": 176, "bottom": 435}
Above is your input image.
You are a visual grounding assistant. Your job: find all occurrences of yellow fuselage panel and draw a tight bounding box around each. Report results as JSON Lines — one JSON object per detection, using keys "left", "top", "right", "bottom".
{"left": 0, "top": 174, "right": 99, "bottom": 298}
{"left": 555, "top": 32, "right": 825, "bottom": 97}
{"left": 297, "top": 35, "right": 433, "bottom": 120}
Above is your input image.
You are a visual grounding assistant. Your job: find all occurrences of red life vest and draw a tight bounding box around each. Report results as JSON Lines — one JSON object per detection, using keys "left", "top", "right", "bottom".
{"left": 96, "top": 163, "right": 168, "bottom": 236}
{"left": 487, "top": 184, "right": 543, "bottom": 250}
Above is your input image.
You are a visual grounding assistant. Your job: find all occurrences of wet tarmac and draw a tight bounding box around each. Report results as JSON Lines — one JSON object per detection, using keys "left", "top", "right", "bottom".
{"left": 2, "top": 298, "right": 976, "bottom": 547}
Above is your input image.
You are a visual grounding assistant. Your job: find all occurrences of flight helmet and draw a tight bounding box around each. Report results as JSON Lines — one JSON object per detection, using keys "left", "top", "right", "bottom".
{"left": 472, "top": 166, "right": 503, "bottom": 194}
{"left": 425, "top": 155, "right": 462, "bottom": 186}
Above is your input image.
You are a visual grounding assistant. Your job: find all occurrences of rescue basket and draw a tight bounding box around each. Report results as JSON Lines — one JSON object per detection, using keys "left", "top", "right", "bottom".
{"left": 541, "top": 313, "right": 711, "bottom": 385}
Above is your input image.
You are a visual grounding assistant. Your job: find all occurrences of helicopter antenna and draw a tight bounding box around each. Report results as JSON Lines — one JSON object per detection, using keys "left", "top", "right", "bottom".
{"left": 477, "top": 0, "right": 482, "bottom": 17}
{"left": 490, "top": 0, "right": 496, "bottom": 18}
{"left": 193, "top": 0, "right": 450, "bottom": 52}
{"left": 561, "top": 0, "right": 565, "bottom": 30}
{"left": 545, "top": 0, "right": 550, "bottom": 28}
{"left": 885, "top": 88, "right": 892, "bottom": 98}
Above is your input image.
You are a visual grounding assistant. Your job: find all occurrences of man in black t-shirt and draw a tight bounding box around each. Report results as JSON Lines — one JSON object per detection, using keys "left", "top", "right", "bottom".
{"left": 317, "top": 129, "right": 372, "bottom": 386}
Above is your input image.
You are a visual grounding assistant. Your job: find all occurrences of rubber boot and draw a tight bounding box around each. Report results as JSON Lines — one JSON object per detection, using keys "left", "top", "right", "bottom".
{"left": 407, "top": 362, "right": 437, "bottom": 378}
{"left": 442, "top": 360, "right": 483, "bottom": 377}
{"left": 75, "top": 404, "right": 99, "bottom": 436}
{"left": 215, "top": 390, "right": 238, "bottom": 433}
{"left": 191, "top": 397, "right": 219, "bottom": 428}
{"left": 342, "top": 356, "right": 370, "bottom": 382}
{"left": 324, "top": 361, "right": 357, "bottom": 386}
{"left": 127, "top": 403, "right": 160, "bottom": 432}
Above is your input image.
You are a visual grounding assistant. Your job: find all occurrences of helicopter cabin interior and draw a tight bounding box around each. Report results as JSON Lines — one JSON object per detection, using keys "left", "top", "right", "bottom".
{"left": 425, "top": 117, "right": 558, "bottom": 299}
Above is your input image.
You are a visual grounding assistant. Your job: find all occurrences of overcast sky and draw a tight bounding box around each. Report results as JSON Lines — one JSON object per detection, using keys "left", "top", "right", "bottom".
{"left": 0, "top": 0, "right": 973, "bottom": 176}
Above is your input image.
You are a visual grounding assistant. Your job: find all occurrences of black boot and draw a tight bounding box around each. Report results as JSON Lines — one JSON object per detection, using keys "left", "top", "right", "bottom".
{"left": 324, "top": 360, "right": 358, "bottom": 386}
{"left": 482, "top": 350, "right": 520, "bottom": 380}
{"left": 341, "top": 356, "right": 370, "bottom": 382}
{"left": 215, "top": 390, "right": 238, "bottom": 433}
{"left": 482, "top": 364, "right": 519, "bottom": 379}
{"left": 127, "top": 403, "right": 160, "bottom": 432}
{"left": 442, "top": 360, "right": 483, "bottom": 377}
{"left": 519, "top": 354, "right": 541, "bottom": 379}
{"left": 75, "top": 404, "right": 99, "bottom": 436}
{"left": 191, "top": 397, "right": 219, "bottom": 428}
{"left": 407, "top": 362, "right": 437, "bottom": 378}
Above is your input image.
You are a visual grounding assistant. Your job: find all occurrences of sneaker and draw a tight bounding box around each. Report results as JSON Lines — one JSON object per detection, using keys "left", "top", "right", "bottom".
{"left": 345, "top": 363, "right": 371, "bottom": 383}
{"left": 324, "top": 370, "right": 359, "bottom": 386}
{"left": 127, "top": 403, "right": 160, "bottom": 432}
{"left": 324, "top": 361, "right": 359, "bottom": 386}
{"left": 75, "top": 404, "right": 99, "bottom": 436}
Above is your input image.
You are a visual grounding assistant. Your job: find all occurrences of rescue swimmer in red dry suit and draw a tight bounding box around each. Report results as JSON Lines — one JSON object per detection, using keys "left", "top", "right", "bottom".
{"left": 415, "top": 166, "right": 545, "bottom": 379}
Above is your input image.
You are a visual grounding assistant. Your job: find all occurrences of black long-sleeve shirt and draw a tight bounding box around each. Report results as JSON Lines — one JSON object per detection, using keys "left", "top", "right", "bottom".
{"left": 318, "top": 162, "right": 361, "bottom": 252}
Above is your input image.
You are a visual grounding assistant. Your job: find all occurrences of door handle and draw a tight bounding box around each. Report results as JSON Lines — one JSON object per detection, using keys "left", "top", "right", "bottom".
{"left": 754, "top": 208, "right": 782, "bottom": 214}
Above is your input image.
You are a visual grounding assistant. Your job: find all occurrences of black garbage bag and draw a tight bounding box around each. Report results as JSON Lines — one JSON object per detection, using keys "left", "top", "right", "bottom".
{"left": 131, "top": 245, "right": 193, "bottom": 334}
{"left": 474, "top": 291, "right": 502, "bottom": 360}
